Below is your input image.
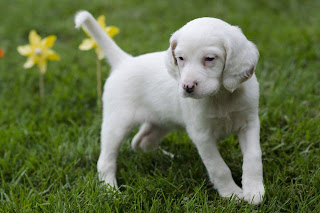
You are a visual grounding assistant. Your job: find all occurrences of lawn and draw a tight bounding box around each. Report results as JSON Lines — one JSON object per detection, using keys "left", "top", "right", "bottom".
{"left": 0, "top": 0, "right": 319, "bottom": 212}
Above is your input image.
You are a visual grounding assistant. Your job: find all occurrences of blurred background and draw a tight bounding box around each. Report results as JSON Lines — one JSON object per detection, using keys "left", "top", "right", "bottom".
{"left": 0, "top": 0, "right": 319, "bottom": 211}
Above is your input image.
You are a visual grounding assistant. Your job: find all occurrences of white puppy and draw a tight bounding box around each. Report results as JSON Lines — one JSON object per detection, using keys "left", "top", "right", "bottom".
{"left": 75, "top": 11, "right": 264, "bottom": 205}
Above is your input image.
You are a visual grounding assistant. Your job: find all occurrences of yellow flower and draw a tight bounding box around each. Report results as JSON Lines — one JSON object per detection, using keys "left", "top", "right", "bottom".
{"left": 17, "top": 30, "right": 60, "bottom": 74}
{"left": 79, "top": 15, "right": 119, "bottom": 60}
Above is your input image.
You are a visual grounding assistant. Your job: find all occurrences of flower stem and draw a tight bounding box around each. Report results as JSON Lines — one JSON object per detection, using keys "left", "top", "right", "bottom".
{"left": 39, "top": 72, "right": 44, "bottom": 100}
{"left": 96, "top": 57, "right": 102, "bottom": 111}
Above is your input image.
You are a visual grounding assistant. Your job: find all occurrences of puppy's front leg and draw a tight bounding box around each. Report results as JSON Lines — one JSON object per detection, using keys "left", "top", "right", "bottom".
{"left": 97, "top": 117, "right": 133, "bottom": 189}
{"left": 238, "top": 117, "right": 264, "bottom": 205}
{"left": 187, "top": 128, "right": 243, "bottom": 199}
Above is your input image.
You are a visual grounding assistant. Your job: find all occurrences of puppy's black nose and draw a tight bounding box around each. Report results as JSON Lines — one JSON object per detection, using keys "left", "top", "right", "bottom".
{"left": 183, "top": 82, "right": 197, "bottom": 93}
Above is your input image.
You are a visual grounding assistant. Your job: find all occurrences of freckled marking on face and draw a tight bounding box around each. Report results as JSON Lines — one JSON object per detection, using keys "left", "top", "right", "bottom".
{"left": 171, "top": 40, "right": 178, "bottom": 66}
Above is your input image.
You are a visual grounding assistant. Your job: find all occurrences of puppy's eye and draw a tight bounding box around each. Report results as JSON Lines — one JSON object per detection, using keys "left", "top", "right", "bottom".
{"left": 205, "top": 57, "right": 215, "bottom": 62}
{"left": 178, "top": 57, "right": 184, "bottom": 61}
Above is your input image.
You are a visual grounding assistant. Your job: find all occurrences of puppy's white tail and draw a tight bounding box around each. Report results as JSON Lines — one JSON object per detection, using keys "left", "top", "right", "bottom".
{"left": 75, "top": 11, "right": 131, "bottom": 68}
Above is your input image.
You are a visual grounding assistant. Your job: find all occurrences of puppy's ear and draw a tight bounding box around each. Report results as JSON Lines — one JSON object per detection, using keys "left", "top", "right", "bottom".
{"left": 165, "top": 39, "right": 180, "bottom": 80}
{"left": 171, "top": 40, "right": 178, "bottom": 65}
{"left": 223, "top": 27, "right": 259, "bottom": 92}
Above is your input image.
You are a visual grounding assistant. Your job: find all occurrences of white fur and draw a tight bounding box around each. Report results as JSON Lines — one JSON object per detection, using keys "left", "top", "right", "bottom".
{"left": 75, "top": 11, "right": 265, "bottom": 205}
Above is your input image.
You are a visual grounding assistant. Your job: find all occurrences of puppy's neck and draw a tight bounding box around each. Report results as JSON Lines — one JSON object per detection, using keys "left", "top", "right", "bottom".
{"left": 211, "top": 86, "right": 242, "bottom": 101}
{"left": 205, "top": 86, "right": 245, "bottom": 118}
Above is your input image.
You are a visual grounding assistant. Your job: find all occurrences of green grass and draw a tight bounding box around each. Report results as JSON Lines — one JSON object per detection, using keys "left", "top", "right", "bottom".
{"left": 1, "top": 0, "right": 320, "bottom": 212}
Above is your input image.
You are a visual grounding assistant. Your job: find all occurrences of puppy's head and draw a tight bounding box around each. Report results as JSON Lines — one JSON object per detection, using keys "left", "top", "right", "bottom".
{"left": 165, "top": 18, "right": 259, "bottom": 98}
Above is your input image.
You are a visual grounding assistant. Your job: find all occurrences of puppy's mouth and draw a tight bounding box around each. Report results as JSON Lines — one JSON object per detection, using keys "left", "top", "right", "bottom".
{"left": 182, "top": 89, "right": 220, "bottom": 99}
{"left": 182, "top": 91, "right": 203, "bottom": 99}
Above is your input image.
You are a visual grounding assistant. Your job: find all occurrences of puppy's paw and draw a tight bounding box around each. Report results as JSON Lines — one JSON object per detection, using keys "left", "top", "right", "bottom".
{"left": 98, "top": 170, "right": 118, "bottom": 189}
{"left": 97, "top": 159, "right": 118, "bottom": 189}
{"left": 218, "top": 184, "right": 244, "bottom": 200}
{"left": 243, "top": 182, "right": 264, "bottom": 205}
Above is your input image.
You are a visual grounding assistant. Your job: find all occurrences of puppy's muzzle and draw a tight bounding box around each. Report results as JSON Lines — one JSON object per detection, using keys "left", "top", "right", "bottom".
{"left": 183, "top": 82, "right": 197, "bottom": 93}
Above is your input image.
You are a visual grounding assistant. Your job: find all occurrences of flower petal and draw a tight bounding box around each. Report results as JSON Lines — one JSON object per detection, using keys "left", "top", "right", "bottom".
{"left": 106, "top": 26, "right": 119, "bottom": 38}
{"left": 23, "top": 57, "right": 35, "bottom": 69}
{"left": 79, "top": 38, "right": 96, "bottom": 50}
{"left": 29, "top": 30, "right": 41, "bottom": 45}
{"left": 47, "top": 49, "right": 60, "bottom": 61}
{"left": 17, "top": 45, "right": 32, "bottom": 56}
{"left": 95, "top": 47, "right": 104, "bottom": 60}
{"left": 97, "top": 15, "right": 106, "bottom": 28}
{"left": 0, "top": 49, "right": 4, "bottom": 58}
{"left": 37, "top": 59, "right": 47, "bottom": 74}
{"left": 42, "top": 35, "right": 57, "bottom": 48}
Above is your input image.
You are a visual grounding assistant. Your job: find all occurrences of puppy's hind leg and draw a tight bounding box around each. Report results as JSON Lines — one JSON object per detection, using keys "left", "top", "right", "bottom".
{"left": 97, "top": 115, "right": 134, "bottom": 188}
{"left": 131, "top": 122, "right": 170, "bottom": 152}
